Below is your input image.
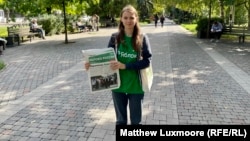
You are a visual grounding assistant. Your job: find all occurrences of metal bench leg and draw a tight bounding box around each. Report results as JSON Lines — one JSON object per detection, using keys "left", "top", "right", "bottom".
{"left": 3, "top": 42, "right": 5, "bottom": 50}
{"left": 17, "top": 37, "right": 20, "bottom": 46}
{"left": 239, "top": 36, "right": 243, "bottom": 43}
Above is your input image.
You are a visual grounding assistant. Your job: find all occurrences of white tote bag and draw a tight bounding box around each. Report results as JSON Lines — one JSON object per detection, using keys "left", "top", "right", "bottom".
{"left": 140, "top": 62, "right": 153, "bottom": 92}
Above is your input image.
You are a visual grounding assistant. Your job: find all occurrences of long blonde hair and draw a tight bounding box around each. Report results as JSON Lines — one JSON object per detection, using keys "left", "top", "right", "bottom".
{"left": 117, "top": 5, "right": 142, "bottom": 52}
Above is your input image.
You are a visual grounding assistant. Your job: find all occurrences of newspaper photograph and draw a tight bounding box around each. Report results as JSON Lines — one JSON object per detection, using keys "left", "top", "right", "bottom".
{"left": 82, "top": 48, "right": 120, "bottom": 93}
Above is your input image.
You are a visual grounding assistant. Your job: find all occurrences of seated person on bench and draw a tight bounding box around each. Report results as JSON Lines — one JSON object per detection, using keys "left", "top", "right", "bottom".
{"left": 76, "top": 20, "right": 87, "bottom": 32}
{"left": 210, "top": 21, "right": 223, "bottom": 42}
{"left": 0, "top": 38, "right": 7, "bottom": 55}
{"left": 31, "top": 19, "right": 46, "bottom": 39}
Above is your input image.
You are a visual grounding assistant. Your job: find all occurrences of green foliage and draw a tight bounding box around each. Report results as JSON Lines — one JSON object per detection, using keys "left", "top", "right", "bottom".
{"left": 66, "top": 15, "right": 81, "bottom": 33}
{"left": 0, "top": 60, "right": 5, "bottom": 70}
{"left": 38, "top": 14, "right": 64, "bottom": 36}
{"left": 137, "top": 0, "right": 153, "bottom": 20}
{"left": 1, "top": 0, "right": 249, "bottom": 33}
{"left": 143, "top": 18, "right": 151, "bottom": 24}
{"left": 232, "top": 4, "right": 247, "bottom": 25}
{"left": 4, "top": 0, "right": 47, "bottom": 17}
{"left": 168, "top": 7, "right": 197, "bottom": 24}
{"left": 196, "top": 18, "right": 209, "bottom": 32}
{"left": 36, "top": 14, "right": 83, "bottom": 35}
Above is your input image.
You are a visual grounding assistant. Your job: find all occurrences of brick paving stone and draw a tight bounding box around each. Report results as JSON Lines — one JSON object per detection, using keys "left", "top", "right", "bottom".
{"left": 0, "top": 19, "right": 250, "bottom": 141}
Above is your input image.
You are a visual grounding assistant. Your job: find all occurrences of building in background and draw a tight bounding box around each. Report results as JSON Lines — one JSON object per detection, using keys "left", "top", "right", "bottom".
{"left": 0, "top": 9, "right": 5, "bottom": 23}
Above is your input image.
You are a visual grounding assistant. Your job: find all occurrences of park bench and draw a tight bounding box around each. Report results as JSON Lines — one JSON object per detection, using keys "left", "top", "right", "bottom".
{"left": 222, "top": 25, "right": 250, "bottom": 43}
{"left": 7, "top": 24, "right": 40, "bottom": 46}
{"left": 100, "top": 20, "right": 117, "bottom": 27}
{"left": 71, "top": 22, "right": 93, "bottom": 33}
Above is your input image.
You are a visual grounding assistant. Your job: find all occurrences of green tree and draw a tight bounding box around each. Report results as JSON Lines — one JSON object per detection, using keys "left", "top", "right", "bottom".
{"left": 137, "top": 0, "right": 154, "bottom": 20}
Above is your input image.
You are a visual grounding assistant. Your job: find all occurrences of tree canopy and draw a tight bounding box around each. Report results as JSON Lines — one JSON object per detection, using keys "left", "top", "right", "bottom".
{"left": 0, "top": 0, "right": 249, "bottom": 33}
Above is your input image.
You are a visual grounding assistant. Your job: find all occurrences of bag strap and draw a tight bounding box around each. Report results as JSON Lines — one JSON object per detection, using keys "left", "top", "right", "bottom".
{"left": 111, "top": 33, "right": 118, "bottom": 54}
{"left": 138, "top": 34, "right": 144, "bottom": 60}
{"left": 110, "top": 35, "right": 117, "bottom": 55}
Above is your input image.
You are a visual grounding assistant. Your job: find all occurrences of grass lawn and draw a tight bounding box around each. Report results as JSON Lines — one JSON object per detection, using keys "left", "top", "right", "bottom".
{"left": 0, "top": 26, "right": 7, "bottom": 71}
{"left": 0, "top": 60, "right": 5, "bottom": 70}
{"left": 181, "top": 23, "right": 197, "bottom": 35}
{"left": 0, "top": 26, "right": 8, "bottom": 37}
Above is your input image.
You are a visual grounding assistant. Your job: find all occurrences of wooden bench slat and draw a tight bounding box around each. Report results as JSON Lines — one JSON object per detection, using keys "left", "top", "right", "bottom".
{"left": 222, "top": 25, "right": 250, "bottom": 43}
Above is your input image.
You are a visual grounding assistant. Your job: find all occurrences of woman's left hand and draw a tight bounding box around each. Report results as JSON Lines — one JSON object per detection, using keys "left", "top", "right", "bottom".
{"left": 110, "top": 60, "right": 126, "bottom": 70}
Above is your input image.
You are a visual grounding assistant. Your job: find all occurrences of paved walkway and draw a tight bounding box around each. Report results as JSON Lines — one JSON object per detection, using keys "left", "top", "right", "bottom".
{"left": 0, "top": 19, "right": 250, "bottom": 140}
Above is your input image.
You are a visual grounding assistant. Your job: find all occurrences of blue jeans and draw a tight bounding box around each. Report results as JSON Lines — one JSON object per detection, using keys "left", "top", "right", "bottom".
{"left": 112, "top": 92, "right": 144, "bottom": 125}
{"left": 33, "top": 28, "right": 45, "bottom": 39}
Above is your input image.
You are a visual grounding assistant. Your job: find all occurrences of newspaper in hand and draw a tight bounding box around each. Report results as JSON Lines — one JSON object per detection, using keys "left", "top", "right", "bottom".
{"left": 82, "top": 48, "right": 120, "bottom": 93}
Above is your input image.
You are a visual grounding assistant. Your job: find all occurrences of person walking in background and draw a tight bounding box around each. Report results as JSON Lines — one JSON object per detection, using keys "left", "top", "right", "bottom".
{"left": 76, "top": 19, "right": 87, "bottom": 32}
{"left": 154, "top": 14, "right": 159, "bottom": 27}
{"left": 160, "top": 15, "right": 165, "bottom": 27}
{"left": 210, "top": 21, "right": 223, "bottom": 42}
{"left": 91, "top": 14, "right": 99, "bottom": 31}
{"left": 84, "top": 5, "right": 152, "bottom": 125}
{"left": 111, "top": 16, "right": 116, "bottom": 27}
{"left": 95, "top": 14, "right": 100, "bottom": 31}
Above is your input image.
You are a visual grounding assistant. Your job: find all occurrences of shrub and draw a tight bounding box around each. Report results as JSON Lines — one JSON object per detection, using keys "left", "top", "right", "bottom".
{"left": 38, "top": 14, "right": 65, "bottom": 36}
{"left": 144, "top": 18, "right": 151, "bottom": 24}
{"left": 0, "top": 60, "right": 5, "bottom": 70}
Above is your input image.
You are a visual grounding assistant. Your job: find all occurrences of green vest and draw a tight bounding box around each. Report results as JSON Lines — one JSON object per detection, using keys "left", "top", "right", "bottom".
{"left": 112, "top": 35, "right": 143, "bottom": 94}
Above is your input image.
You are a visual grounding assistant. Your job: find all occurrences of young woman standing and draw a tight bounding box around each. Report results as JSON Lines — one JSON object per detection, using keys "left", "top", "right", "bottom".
{"left": 85, "top": 5, "right": 152, "bottom": 125}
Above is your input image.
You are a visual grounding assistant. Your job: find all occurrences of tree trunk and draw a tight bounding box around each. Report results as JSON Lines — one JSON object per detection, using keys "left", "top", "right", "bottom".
{"left": 62, "top": 0, "right": 68, "bottom": 44}
{"left": 248, "top": 9, "right": 250, "bottom": 30}
{"left": 207, "top": 0, "right": 212, "bottom": 38}
{"left": 218, "top": 0, "right": 224, "bottom": 19}
{"left": 5, "top": 9, "right": 9, "bottom": 23}
{"left": 248, "top": 0, "right": 250, "bottom": 30}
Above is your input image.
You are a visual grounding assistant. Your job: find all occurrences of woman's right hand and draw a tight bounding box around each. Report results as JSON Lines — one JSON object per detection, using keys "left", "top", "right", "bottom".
{"left": 84, "top": 62, "right": 90, "bottom": 70}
